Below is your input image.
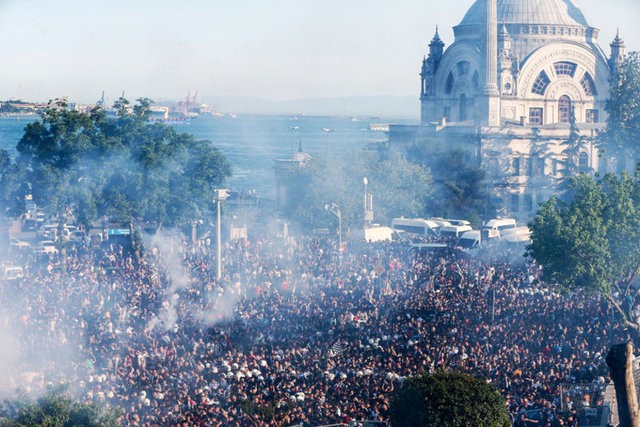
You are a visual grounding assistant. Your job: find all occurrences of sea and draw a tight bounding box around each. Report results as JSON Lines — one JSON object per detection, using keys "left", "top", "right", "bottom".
{"left": 0, "top": 114, "right": 410, "bottom": 200}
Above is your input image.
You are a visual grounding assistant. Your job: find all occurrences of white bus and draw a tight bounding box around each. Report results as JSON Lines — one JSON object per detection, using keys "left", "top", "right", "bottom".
{"left": 482, "top": 218, "right": 517, "bottom": 239}
{"left": 391, "top": 218, "right": 441, "bottom": 237}
{"left": 440, "top": 224, "right": 473, "bottom": 239}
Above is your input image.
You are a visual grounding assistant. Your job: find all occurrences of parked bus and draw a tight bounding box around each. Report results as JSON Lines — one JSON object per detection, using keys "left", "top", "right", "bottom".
{"left": 391, "top": 218, "right": 441, "bottom": 237}
{"left": 482, "top": 218, "right": 517, "bottom": 239}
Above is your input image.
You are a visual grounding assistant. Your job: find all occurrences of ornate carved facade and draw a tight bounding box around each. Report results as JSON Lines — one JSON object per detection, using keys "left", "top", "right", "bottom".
{"left": 392, "top": 0, "right": 626, "bottom": 218}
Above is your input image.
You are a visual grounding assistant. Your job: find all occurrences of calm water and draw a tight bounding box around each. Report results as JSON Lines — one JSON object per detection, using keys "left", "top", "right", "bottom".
{"left": 0, "top": 115, "right": 393, "bottom": 200}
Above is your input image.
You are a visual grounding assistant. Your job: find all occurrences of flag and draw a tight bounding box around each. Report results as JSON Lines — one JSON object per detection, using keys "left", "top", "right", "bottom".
{"left": 328, "top": 341, "right": 345, "bottom": 358}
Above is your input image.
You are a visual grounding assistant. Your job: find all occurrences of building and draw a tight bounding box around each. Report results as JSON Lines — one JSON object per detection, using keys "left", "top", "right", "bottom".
{"left": 390, "top": 0, "right": 626, "bottom": 218}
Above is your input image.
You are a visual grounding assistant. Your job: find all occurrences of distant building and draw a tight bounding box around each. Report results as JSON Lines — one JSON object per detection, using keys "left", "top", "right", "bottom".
{"left": 390, "top": 0, "right": 626, "bottom": 218}
{"left": 274, "top": 142, "right": 312, "bottom": 211}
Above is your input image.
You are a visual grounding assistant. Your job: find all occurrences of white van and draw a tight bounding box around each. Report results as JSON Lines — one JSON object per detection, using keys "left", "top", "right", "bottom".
{"left": 440, "top": 224, "right": 473, "bottom": 239}
{"left": 430, "top": 218, "right": 471, "bottom": 227}
{"left": 457, "top": 230, "right": 481, "bottom": 249}
{"left": 391, "top": 218, "right": 441, "bottom": 237}
{"left": 356, "top": 225, "right": 394, "bottom": 243}
{"left": 482, "top": 218, "right": 517, "bottom": 239}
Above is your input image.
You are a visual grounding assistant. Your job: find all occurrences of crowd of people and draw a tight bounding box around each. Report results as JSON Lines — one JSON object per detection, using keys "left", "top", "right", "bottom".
{"left": 0, "top": 228, "right": 628, "bottom": 426}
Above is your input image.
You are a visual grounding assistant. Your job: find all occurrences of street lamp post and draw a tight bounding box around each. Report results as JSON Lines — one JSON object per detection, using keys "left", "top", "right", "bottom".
{"left": 325, "top": 202, "right": 342, "bottom": 250}
{"left": 289, "top": 126, "right": 299, "bottom": 155}
{"left": 215, "top": 189, "right": 229, "bottom": 280}
{"left": 363, "top": 177, "right": 373, "bottom": 226}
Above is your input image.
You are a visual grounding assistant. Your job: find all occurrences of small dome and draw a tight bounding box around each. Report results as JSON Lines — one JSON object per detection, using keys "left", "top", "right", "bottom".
{"left": 459, "top": 0, "right": 590, "bottom": 28}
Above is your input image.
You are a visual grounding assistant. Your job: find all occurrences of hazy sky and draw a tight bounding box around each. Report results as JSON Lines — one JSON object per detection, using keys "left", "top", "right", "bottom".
{"left": 0, "top": 0, "right": 638, "bottom": 105}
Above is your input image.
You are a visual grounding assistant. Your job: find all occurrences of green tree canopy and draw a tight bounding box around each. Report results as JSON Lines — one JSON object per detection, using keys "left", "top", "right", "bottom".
{"left": 284, "top": 151, "right": 432, "bottom": 230}
{"left": 427, "top": 149, "right": 497, "bottom": 223}
{"left": 1, "top": 387, "right": 120, "bottom": 427}
{"left": 605, "top": 51, "right": 640, "bottom": 157}
{"left": 389, "top": 371, "right": 511, "bottom": 427}
{"left": 527, "top": 173, "right": 640, "bottom": 329}
{"left": 14, "top": 98, "right": 231, "bottom": 228}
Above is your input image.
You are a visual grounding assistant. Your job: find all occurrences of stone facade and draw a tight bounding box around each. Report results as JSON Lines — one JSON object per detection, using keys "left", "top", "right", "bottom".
{"left": 397, "top": 0, "right": 625, "bottom": 218}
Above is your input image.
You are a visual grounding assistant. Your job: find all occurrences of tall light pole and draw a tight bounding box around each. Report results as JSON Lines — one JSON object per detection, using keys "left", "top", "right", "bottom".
{"left": 325, "top": 202, "right": 342, "bottom": 250}
{"left": 289, "top": 126, "right": 299, "bottom": 155}
{"left": 363, "top": 177, "right": 373, "bottom": 226}
{"left": 215, "top": 189, "right": 229, "bottom": 280}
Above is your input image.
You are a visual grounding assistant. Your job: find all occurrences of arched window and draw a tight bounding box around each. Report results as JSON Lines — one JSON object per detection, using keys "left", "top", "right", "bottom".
{"left": 579, "top": 152, "right": 589, "bottom": 172}
{"left": 532, "top": 71, "right": 551, "bottom": 95}
{"left": 558, "top": 95, "right": 572, "bottom": 123}
{"left": 554, "top": 61, "right": 577, "bottom": 77}
{"left": 459, "top": 94, "right": 468, "bottom": 121}
{"left": 445, "top": 72, "right": 455, "bottom": 95}
{"left": 580, "top": 73, "right": 597, "bottom": 96}
{"left": 457, "top": 61, "right": 470, "bottom": 76}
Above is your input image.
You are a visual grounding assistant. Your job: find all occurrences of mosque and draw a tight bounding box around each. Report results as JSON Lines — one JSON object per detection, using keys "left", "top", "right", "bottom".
{"left": 389, "top": 0, "right": 626, "bottom": 218}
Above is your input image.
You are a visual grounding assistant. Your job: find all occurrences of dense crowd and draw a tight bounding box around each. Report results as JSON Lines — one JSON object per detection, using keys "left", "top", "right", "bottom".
{"left": 0, "top": 230, "right": 628, "bottom": 426}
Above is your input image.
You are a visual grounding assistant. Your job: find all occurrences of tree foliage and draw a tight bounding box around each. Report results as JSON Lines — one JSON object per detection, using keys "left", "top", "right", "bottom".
{"left": 284, "top": 151, "right": 432, "bottom": 230}
{"left": 389, "top": 371, "right": 511, "bottom": 427}
{"left": 13, "top": 98, "right": 231, "bottom": 228}
{"left": 428, "top": 150, "right": 497, "bottom": 222}
{"left": 527, "top": 173, "right": 640, "bottom": 328}
{"left": 1, "top": 387, "right": 120, "bottom": 427}
{"left": 605, "top": 52, "right": 640, "bottom": 156}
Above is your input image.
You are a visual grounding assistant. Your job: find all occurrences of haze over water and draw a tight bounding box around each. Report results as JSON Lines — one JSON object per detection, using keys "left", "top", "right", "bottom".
{"left": 0, "top": 115, "right": 394, "bottom": 199}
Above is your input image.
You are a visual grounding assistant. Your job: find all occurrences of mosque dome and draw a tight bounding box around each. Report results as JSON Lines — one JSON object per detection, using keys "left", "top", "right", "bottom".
{"left": 458, "top": 0, "right": 590, "bottom": 28}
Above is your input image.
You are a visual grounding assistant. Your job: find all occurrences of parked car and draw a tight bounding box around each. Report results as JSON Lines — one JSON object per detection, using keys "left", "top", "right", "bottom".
{"left": 10, "top": 238, "right": 30, "bottom": 249}
{"left": 35, "top": 240, "right": 58, "bottom": 254}
{"left": 1, "top": 265, "right": 24, "bottom": 281}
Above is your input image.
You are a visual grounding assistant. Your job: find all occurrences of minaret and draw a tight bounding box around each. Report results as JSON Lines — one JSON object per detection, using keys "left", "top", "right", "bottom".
{"left": 428, "top": 27, "right": 444, "bottom": 67}
{"left": 421, "top": 27, "right": 445, "bottom": 124}
{"left": 484, "top": 0, "right": 500, "bottom": 126}
{"left": 609, "top": 29, "right": 626, "bottom": 75}
{"left": 420, "top": 56, "right": 429, "bottom": 124}
{"left": 498, "top": 25, "right": 515, "bottom": 96}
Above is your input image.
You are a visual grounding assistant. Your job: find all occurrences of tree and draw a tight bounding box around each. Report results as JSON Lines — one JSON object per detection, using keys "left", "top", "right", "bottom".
{"left": 527, "top": 173, "right": 640, "bottom": 330}
{"left": 1, "top": 387, "right": 120, "bottom": 427}
{"left": 389, "top": 371, "right": 511, "bottom": 427}
{"left": 428, "top": 150, "right": 497, "bottom": 223}
{"left": 15, "top": 99, "right": 232, "bottom": 228}
{"left": 286, "top": 151, "right": 431, "bottom": 230}
{"left": 605, "top": 52, "right": 640, "bottom": 159}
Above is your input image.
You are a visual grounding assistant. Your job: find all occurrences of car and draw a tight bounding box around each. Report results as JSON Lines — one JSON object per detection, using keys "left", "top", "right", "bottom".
{"left": 22, "top": 219, "right": 37, "bottom": 232}
{"left": 1, "top": 265, "right": 24, "bottom": 281}
{"left": 35, "top": 240, "right": 58, "bottom": 254}
{"left": 10, "top": 238, "right": 30, "bottom": 249}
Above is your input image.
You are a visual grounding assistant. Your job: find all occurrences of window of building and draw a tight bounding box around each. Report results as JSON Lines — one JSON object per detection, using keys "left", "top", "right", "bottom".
{"left": 554, "top": 61, "right": 577, "bottom": 77}
{"left": 580, "top": 73, "right": 597, "bottom": 96}
{"left": 529, "top": 155, "right": 545, "bottom": 177}
{"left": 510, "top": 194, "right": 520, "bottom": 213}
{"left": 513, "top": 157, "right": 521, "bottom": 176}
{"left": 457, "top": 61, "right": 470, "bottom": 77}
{"left": 446, "top": 72, "right": 455, "bottom": 95}
{"left": 444, "top": 106, "right": 451, "bottom": 119}
{"left": 472, "top": 71, "right": 479, "bottom": 89}
{"left": 532, "top": 71, "right": 551, "bottom": 95}
{"left": 558, "top": 95, "right": 572, "bottom": 123}
{"left": 586, "top": 109, "right": 599, "bottom": 124}
{"left": 527, "top": 157, "right": 534, "bottom": 177}
{"left": 579, "top": 152, "right": 589, "bottom": 172}
{"left": 525, "top": 194, "right": 533, "bottom": 212}
{"left": 459, "top": 94, "right": 468, "bottom": 121}
{"left": 529, "top": 108, "right": 543, "bottom": 125}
